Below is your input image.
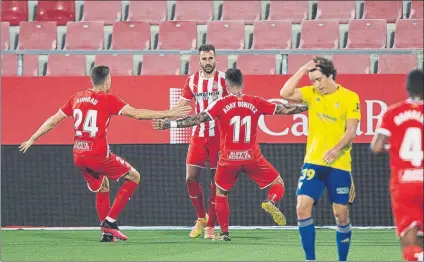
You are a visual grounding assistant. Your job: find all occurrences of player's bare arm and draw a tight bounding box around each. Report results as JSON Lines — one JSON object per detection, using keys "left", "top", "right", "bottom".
{"left": 370, "top": 134, "right": 389, "bottom": 154}
{"left": 280, "top": 60, "right": 316, "bottom": 102}
{"left": 323, "top": 119, "right": 359, "bottom": 164}
{"left": 153, "top": 112, "right": 212, "bottom": 130}
{"left": 275, "top": 103, "right": 308, "bottom": 115}
{"left": 19, "top": 110, "right": 67, "bottom": 153}
{"left": 172, "top": 98, "right": 191, "bottom": 109}
{"left": 121, "top": 105, "right": 191, "bottom": 120}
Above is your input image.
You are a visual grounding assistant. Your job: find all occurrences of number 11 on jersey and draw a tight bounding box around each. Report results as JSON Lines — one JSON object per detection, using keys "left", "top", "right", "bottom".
{"left": 230, "top": 116, "right": 251, "bottom": 143}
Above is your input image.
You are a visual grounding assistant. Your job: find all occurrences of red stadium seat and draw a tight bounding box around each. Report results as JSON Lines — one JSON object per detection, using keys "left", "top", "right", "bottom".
{"left": 158, "top": 21, "right": 197, "bottom": 50}
{"left": 221, "top": 1, "right": 261, "bottom": 23}
{"left": 410, "top": 1, "right": 424, "bottom": 19}
{"left": 95, "top": 55, "right": 133, "bottom": 76}
{"left": 316, "top": 1, "right": 355, "bottom": 23}
{"left": 175, "top": 0, "right": 213, "bottom": 23}
{"left": 363, "top": 1, "right": 402, "bottom": 22}
{"left": 22, "top": 55, "right": 39, "bottom": 76}
{"left": 299, "top": 20, "right": 339, "bottom": 49}
{"left": 252, "top": 21, "right": 292, "bottom": 49}
{"left": 0, "top": 54, "right": 38, "bottom": 76}
{"left": 141, "top": 55, "right": 181, "bottom": 75}
{"left": 378, "top": 55, "right": 417, "bottom": 74}
{"left": 393, "top": 19, "right": 423, "bottom": 49}
{"left": 65, "top": 22, "right": 104, "bottom": 50}
{"left": 268, "top": 1, "right": 308, "bottom": 24}
{"left": 287, "top": 54, "right": 319, "bottom": 74}
{"left": 128, "top": 1, "right": 167, "bottom": 24}
{"left": 111, "top": 22, "right": 150, "bottom": 50}
{"left": 36, "top": 1, "right": 75, "bottom": 26}
{"left": 188, "top": 55, "right": 228, "bottom": 75}
{"left": 332, "top": 55, "right": 371, "bottom": 74}
{"left": 206, "top": 21, "right": 245, "bottom": 49}
{"left": 237, "top": 55, "right": 277, "bottom": 75}
{"left": 17, "top": 22, "right": 57, "bottom": 50}
{"left": 82, "top": 1, "right": 122, "bottom": 25}
{"left": 46, "top": 55, "right": 86, "bottom": 76}
{"left": 346, "top": 19, "right": 387, "bottom": 49}
{"left": 1, "top": 54, "right": 18, "bottom": 76}
{"left": 1, "top": 22, "right": 10, "bottom": 50}
{"left": 1, "top": 1, "right": 28, "bottom": 26}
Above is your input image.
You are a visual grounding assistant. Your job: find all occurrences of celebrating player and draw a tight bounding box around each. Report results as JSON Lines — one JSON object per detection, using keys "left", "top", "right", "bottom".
{"left": 371, "top": 69, "right": 423, "bottom": 262}
{"left": 172, "top": 44, "right": 227, "bottom": 239}
{"left": 19, "top": 65, "right": 191, "bottom": 242}
{"left": 280, "top": 57, "right": 360, "bottom": 261}
{"left": 153, "top": 68, "right": 308, "bottom": 241}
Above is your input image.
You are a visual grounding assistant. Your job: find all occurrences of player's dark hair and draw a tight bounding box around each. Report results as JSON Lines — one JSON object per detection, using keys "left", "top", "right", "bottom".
{"left": 225, "top": 68, "right": 243, "bottom": 87}
{"left": 406, "top": 69, "right": 423, "bottom": 96}
{"left": 198, "top": 44, "right": 216, "bottom": 55}
{"left": 90, "top": 65, "right": 110, "bottom": 86}
{"left": 310, "top": 56, "right": 337, "bottom": 80}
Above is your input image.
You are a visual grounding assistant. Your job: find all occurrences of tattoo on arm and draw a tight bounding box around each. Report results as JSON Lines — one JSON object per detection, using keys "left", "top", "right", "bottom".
{"left": 275, "top": 103, "right": 308, "bottom": 115}
{"left": 176, "top": 112, "right": 212, "bottom": 128}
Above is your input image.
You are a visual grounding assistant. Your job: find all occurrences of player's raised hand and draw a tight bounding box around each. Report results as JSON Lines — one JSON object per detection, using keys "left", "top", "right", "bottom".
{"left": 152, "top": 119, "right": 171, "bottom": 130}
{"left": 301, "top": 60, "right": 317, "bottom": 74}
{"left": 19, "top": 139, "right": 34, "bottom": 153}
{"left": 170, "top": 105, "right": 191, "bottom": 118}
{"left": 322, "top": 148, "right": 340, "bottom": 164}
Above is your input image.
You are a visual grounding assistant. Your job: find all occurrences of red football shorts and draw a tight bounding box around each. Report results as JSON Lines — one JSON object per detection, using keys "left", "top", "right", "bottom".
{"left": 215, "top": 157, "right": 279, "bottom": 191}
{"left": 186, "top": 136, "right": 220, "bottom": 169}
{"left": 391, "top": 184, "right": 423, "bottom": 237}
{"left": 73, "top": 153, "right": 132, "bottom": 192}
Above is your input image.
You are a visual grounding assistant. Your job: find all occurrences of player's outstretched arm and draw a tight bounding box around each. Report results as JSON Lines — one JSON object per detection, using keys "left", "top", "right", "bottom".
{"left": 280, "top": 60, "right": 316, "bottom": 102}
{"left": 370, "top": 134, "right": 389, "bottom": 154}
{"left": 275, "top": 103, "right": 308, "bottom": 115}
{"left": 121, "top": 105, "right": 191, "bottom": 120}
{"left": 19, "top": 110, "right": 67, "bottom": 153}
{"left": 152, "top": 112, "right": 212, "bottom": 130}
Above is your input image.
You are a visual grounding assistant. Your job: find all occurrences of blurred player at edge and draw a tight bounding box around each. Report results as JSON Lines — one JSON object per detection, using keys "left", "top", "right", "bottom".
{"left": 172, "top": 44, "right": 228, "bottom": 238}
{"left": 280, "top": 57, "right": 361, "bottom": 261}
{"left": 371, "top": 69, "right": 423, "bottom": 262}
{"left": 19, "top": 65, "right": 191, "bottom": 242}
{"left": 154, "top": 68, "right": 308, "bottom": 241}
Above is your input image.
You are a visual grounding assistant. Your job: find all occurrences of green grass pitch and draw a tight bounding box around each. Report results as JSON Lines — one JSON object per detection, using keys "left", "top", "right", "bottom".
{"left": 1, "top": 229, "right": 401, "bottom": 261}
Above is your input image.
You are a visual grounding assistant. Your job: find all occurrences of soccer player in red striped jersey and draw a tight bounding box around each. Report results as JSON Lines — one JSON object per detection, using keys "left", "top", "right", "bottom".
{"left": 371, "top": 69, "right": 423, "bottom": 261}
{"left": 19, "top": 65, "right": 191, "bottom": 242}
{"left": 154, "top": 68, "right": 308, "bottom": 241}
{"left": 173, "top": 44, "right": 228, "bottom": 238}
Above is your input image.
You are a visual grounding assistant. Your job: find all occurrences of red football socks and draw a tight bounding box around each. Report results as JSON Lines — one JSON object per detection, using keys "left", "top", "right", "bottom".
{"left": 267, "top": 182, "right": 285, "bottom": 203}
{"left": 215, "top": 195, "right": 230, "bottom": 233}
{"left": 96, "top": 191, "right": 110, "bottom": 222}
{"left": 403, "top": 245, "right": 423, "bottom": 261}
{"left": 206, "top": 182, "right": 217, "bottom": 227}
{"left": 107, "top": 180, "right": 138, "bottom": 220}
{"left": 186, "top": 181, "right": 207, "bottom": 218}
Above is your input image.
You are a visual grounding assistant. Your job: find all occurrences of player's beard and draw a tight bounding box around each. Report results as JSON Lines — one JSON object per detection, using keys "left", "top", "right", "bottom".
{"left": 202, "top": 64, "right": 216, "bottom": 75}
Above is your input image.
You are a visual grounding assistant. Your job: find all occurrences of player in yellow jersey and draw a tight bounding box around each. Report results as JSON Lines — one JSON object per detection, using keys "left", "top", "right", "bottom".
{"left": 280, "top": 57, "right": 360, "bottom": 261}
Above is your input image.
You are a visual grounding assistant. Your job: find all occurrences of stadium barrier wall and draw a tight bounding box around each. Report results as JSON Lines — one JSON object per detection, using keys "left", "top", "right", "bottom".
{"left": 1, "top": 75, "right": 405, "bottom": 227}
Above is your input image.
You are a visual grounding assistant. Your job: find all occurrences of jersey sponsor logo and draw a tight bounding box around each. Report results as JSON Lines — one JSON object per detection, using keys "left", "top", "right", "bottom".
{"left": 317, "top": 113, "right": 337, "bottom": 122}
{"left": 76, "top": 97, "right": 98, "bottom": 105}
{"left": 336, "top": 187, "right": 349, "bottom": 194}
{"left": 399, "top": 169, "right": 423, "bottom": 183}
{"left": 193, "top": 91, "right": 221, "bottom": 101}
{"left": 73, "top": 141, "right": 93, "bottom": 151}
{"left": 227, "top": 150, "right": 253, "bottom": 161}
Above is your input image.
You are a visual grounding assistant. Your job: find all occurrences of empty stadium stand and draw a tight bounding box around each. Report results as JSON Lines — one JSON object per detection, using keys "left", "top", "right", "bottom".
{"left": 1, "top": 22, "right": 10, "bottom": 50}
{"left": 362, "top": 1, "right": 403, "bottom": 22}
{"left": 158, "top": 21, "right": 197, "bottom": 50}
{"left": 36, "top": 1, "right": 75, "bottom": 26}
{"left": 346, "top": 19, "right": 387, "bottom": 48}
{"left": 95, "top": 55, "right": 134, "bottom": 76}
{"left": 46, "top": 55, "right": 86, "bottom": 76}
{"left": 81, "top": 1, "right": 122, "bottom": 25}
{"left": 141, "top": 55, "right": 180, "bottom": 75}
{"left": 64, "top": 22, "right": 104, "bottom": 50}
{"left": 206, "top": 21, "right": 245, "bottom": 49}
{"left": 377, "top": 54, "right": 418, "bottom": 73}
{"left": 236, "top": 55, "right": 277, "bottom": 75}
{"left": 299, "top": 20, "right": 340, "bottom": 49}
{"left": 128, "top": 1, "right": 167, "bottom": 24}
{"left": 110, "top": 22, "right": 151, "bottom": 50}
{"left": 1, "top": 1, "right": 28, "bottom": 26}
{"left": 393, "top": 19, "right": 423, "bottom": 48}
{"left": 221, "top": 1, "right": 261, "bottom": 22}
{"left": 268, "top": 1, "right": 308, "bottom": 24}
{"left": 18, "top": 22, "right": 57, "bottom": 50}
{"left": 252, "top": 21, "right": 292, "bottom": 49}
{"left": 174, "top": 0, "right": 214, "bottom": 23}
{"left": 315, "top": 1, "right": 356, "bottom": 23}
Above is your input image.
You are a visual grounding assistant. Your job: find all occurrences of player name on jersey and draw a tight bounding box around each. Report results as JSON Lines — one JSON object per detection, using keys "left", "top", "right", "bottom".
{"left": 394, "top": 110, "right": 423, "bottom": 125}
{"left": 76, "top": 97, "right": 99, "bottom": 105}
{"left": 223, "top": 102, "right": 258, "bottom": 114}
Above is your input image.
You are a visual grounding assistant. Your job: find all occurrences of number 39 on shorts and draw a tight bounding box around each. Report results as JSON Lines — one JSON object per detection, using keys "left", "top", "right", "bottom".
{"left": 300, "top": 168, "right": 316, "bottom": 181}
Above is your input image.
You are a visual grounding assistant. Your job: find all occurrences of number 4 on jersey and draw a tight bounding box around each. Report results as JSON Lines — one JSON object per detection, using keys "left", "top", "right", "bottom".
{"left": 73, "top": 109, "right": 99, "bottom": 137}
{"left": 400, "top": 127, "right": 423, "bottom": 167}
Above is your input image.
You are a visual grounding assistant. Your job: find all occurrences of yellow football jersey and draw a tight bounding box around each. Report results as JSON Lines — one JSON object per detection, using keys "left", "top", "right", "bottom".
{"left": 300, "top": 85, "right": 361, "bottom": 171}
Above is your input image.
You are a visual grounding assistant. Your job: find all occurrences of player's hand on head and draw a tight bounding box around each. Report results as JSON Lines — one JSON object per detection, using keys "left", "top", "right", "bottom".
{"left": 152, "top": 119, "right": 170, "bottom": 130}
{"left": 19, "top": 139, "right": 34, "bottom": 153}
{"left": 301, "top": 60, "right": 317, "bottom": 73}
{"left": 171, "top": 105, "right": 191, "bottom": 118}
{"left": 322, "top": 148, "right": 340, "bottom": 164}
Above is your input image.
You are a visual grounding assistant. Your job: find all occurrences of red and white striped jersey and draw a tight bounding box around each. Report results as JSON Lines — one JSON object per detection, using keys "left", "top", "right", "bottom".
{"left": 181, "top": 70, "right": 228, "bottom": 138}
